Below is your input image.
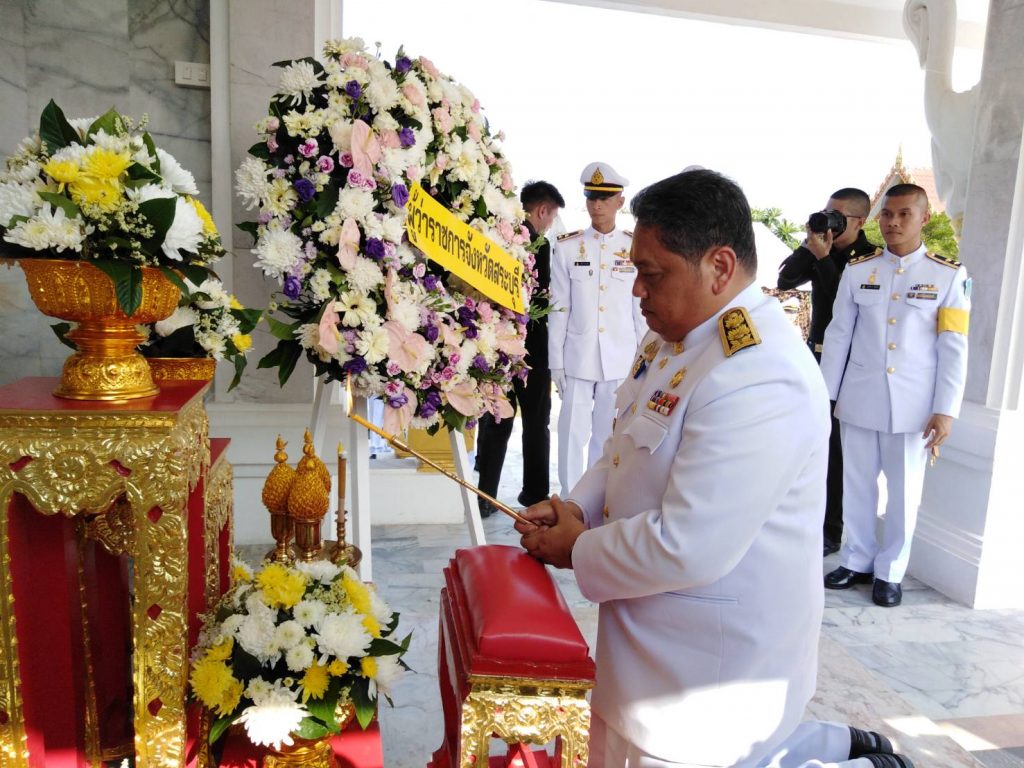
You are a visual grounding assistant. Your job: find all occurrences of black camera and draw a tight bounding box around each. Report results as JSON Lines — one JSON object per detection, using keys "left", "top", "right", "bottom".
{"left": 807, "top": 210, "right": 847, "bottom": 237}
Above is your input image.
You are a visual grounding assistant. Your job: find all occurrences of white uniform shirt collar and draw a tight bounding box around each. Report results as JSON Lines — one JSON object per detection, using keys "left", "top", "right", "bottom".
{"left": 588, "top": 226, "right": 619, "bottom": 239}
{"left": 681, "top": 282, "right": 763, "bottom": 351}
{"left": 883, "top": 242, "right": 927, "bottom": 268}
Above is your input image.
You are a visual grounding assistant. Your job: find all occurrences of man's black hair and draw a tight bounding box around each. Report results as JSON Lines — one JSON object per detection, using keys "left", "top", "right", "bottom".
{"left": 520, "top": 180, "right": 565, "bottom": 210}
{"left": 829, "top": 187, "right": 871, "bottom": 218}
{"left": 630, "top": 169, "right": 757, "bottom": 273}
{"left": 884, "top": 183, "right": 930, "bottom": 211}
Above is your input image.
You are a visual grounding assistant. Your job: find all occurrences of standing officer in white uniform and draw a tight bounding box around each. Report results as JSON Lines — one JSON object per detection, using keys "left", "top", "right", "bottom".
{"left": 519, "top": 170, "right": 914, "bottom": 768}
{"left": 548, "top": 162, "right": 646, "bottom": 494}
{"left": 821, "top": 183, "right": 970, "bottom": 608}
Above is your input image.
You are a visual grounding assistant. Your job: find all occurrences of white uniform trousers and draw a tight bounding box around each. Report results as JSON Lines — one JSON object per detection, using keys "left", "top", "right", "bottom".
{"left": 839, "top": 423, "right": 929, "bottom": 583}
{"left": 589, "top": 716, "right": 875, "bottom": 768}
{"left": 557, "top": 376, "right": 619, "bottom": 494}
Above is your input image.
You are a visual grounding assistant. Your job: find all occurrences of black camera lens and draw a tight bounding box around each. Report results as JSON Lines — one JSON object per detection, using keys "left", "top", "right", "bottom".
{"left": 807, "top": 210, "right": 848, "bottom": 237}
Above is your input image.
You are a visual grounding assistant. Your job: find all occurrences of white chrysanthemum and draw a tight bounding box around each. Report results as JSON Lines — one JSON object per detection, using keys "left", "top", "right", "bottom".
{"left": 337, "top": 290, "right": 377, "bottom": 327}
{"left": 245, "top": 591, "right": 276, "bottom": 619}
{"left": 370, "top": 654, "right": 404, "bottom": 697}
{"left": 236, "top": 613, "right": 279, "bottom": 664}
{"left": 327, "top": 120, "right": 353, "bottom": 153}
{"left": 277, "top": 60, "right": 323, "bottom": 106}
{"left": 160, "top": 196, "right": 204, "bottom": 261}
{"left": 50, "top": 144, "right": 87, "bottom": 166}
{"left": 389, "top": 298, "right": 420, "bottom": 334}
{"left": 89, "top": 128, "right": 129, "bottom": 154}
{"left": 253, "top": 227, "right": 304, "bottom": 279}
{"left": 154, "top": 306, "right": 198, "bottom": 338}
{"left": 294, "top": 560, "right": 340, "bottom": 584}
{"left": 235, "top": 157, "right": 270, "bottom": 211}
{"left": 325, "top": 37, "right": 366, "bottom": 55}
{"left": 284, "top": 643, "right": 315, "bottom": 673}
{"left": 296, "top": 323, "right": 322, "bottom": 352}
{"left": 195, "top": 329, "right": 227, "bottom": 359}
{"left": 456, "top": 340, "right": 478, "bottom": 375}
{"left": 156, "top": 148, "right": 199, "bottom": 195}
{"left": 363, "top": 73, "right": 401, "bottom": 113}
{"left": 292, "top": 598, "right": 328, "bottom": 629}
{"left": 334, "top": 187, "right": 375, "bottom": 224}
{"left": 482, "top": 184, "right": 515, "bottom": 221}
{"left": 126, "top": 183, "right": 175, "bottom": 205}
{"left": 7, "top": 160, "right": 40, "bottom": 184}
{"left": 368, "top": 589, "right": 392, "bottom": 627}
{"left": 67, "top": 116, "right": 98, "bottom": 140}
{"left": 355, "top": 326, "right": 389, "bottom": 365}
{"left": 274, "top": 620, "right": 306, "bottom": 651}
{"left": 4, "top": 205, "right": 86, "bottom": 253}
{"left": 194, "top": 277, "right": 230, "bottom": 310}
{"left": 381, "top": 215, "right": 405, "bottom": 244}
{"left": 238, "top": 684, "right": 309, "bottom": 750}
{"left": 245, "top": 677, "right": 274, "bottom": 703}
{"left": 313, "top": 610, "right": 371, "bottom": 660}
{"left": 346, "top": 256, "right": 384, "bottom": 295}
{"left": 309, "top": 269, "right": 333, "bottom": 303}
{"left": 0, "top": 182, "right": 39, "bottom": 227}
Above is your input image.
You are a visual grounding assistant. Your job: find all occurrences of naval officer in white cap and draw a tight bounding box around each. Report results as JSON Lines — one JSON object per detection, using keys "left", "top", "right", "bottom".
{"left": 548, "top": 162, "right": 647, "bottom": 495}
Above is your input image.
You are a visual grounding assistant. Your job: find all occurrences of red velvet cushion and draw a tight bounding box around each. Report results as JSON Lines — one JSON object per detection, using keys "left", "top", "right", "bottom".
{"left": 450, "top": 546, "right": 592, "bottom": 667}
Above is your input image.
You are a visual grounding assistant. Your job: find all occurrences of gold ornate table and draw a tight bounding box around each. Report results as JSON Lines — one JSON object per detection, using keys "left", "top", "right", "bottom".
{"left": 0, "top": 377, "right": 223, "bottom": 768}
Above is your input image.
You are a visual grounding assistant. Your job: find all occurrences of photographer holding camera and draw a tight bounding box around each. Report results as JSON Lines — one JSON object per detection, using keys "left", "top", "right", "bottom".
{"left": 778, "top": 188, "right": 878, "bottom": 556}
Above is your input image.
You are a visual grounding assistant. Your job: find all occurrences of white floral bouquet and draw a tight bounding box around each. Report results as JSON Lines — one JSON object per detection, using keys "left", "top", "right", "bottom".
{"left": 0, "top": 100, "right": 221, "bottom": 314}
{"left": 191, "top": 558, "right": 409, "bottom": 752}
{"left": 143, "top": 275, "right": 263, "bottom": 389}
{"left": 238, "top": 39, "right": 541, "bottom": 434}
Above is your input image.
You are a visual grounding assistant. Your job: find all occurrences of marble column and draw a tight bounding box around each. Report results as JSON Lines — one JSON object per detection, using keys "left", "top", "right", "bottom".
{"left": 910, "top": 0, "right": 1024, "bottom": 608}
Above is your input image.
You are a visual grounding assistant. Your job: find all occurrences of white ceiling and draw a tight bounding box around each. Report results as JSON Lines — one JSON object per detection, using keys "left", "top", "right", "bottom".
{"left": 541, "top": 0, "right": 988, "bottom": 48}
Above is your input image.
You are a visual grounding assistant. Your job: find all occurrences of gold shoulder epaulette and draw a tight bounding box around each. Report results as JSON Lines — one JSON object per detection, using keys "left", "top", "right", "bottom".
{"left": 926, "top": 251, "right": 961, "bottom": 269}
{"left": 556, "top": 230, "right": 583, "bottom": 242}
{"left": 849, "top": 247, "right": 883, "bottom": 266}
{"left": 719, "top": 307, "right": 761, "bottom": 357}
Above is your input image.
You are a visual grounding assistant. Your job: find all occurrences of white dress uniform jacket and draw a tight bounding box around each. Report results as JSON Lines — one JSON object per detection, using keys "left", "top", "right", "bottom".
{"left": 568, "top": 284, "right": 831, "bottom": 766}
{"left": 548, "top": 227, "right": 647, "bottom": 382}
{"left": 820, "top": 245, "right": 971, "bottom": 432}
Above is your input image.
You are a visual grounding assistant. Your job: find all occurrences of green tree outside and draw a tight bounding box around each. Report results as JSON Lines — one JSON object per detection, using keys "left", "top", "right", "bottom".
{"left": 752, "top": 207, "right": 803, "bottom": 251}
{"left": 862, "top": 211, "right": 960, "bottom": 260}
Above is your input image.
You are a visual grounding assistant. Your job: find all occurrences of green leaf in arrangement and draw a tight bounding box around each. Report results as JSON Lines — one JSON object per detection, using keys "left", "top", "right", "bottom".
{"left": 247, "top": 141, "right": 271, "bottom": 161}
{"left": 138, "top": 196, "right": 177, "bottom": 245}
{"left": 38, "top": 100, "right": 81, "bottom": 154}
{"left": 178, "top": 263, "right": 216, "bottom": 287}
{"left": 294, "top": 716, "right": 331, "bottom": 740}
{"left": 236, "top": 220, "right": 260, "bottom": 239}
{"left": 315, "top": 184, "right": 339, "bottom": 219}
{"left": 91, "top": 260, "right": 143, "bottom": 316}
{"left": 50, "top": 322, "right": 76, "bottom": 350}
{"left": 228, "top": 354, "right": 246, "bottom": 392}
{"left": 143, "top": 133, "right": 160, "bottom": 172}
{"left": 86, "top": 108, "right": 120, "bottom": 140}
{"left": 37, "top": 191, "right": 80, "bottom": 220}
{"left": 158, "top": 265, "right": 189, "bottom": 298}
{"left": 350, "top": 678, "right": 375, "bottom": 730}
{"left": 127, "top": 162, "right": 161, "bottom": 183}
{"left": 265, "top": 315, "right": 297, "bottom": 340}
{"left": 208, "top": 714, "right": 234, "bottom": 745}
{"left": 258, "top": 339, "right": 303, "bottom": 387}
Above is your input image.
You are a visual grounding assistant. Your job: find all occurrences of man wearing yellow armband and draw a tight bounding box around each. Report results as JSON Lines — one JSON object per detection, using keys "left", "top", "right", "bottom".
{"left": 820, "top": 184, "right": 970, "bottom": 608}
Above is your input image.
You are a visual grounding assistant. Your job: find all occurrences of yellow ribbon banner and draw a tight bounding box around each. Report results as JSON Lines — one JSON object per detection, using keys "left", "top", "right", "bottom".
{"left": 405, "top": 183, "right": 524, "bottom": 313}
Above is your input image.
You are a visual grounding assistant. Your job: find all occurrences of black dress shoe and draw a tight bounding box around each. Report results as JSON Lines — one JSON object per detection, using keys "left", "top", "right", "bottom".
{"left": 849, "top": 727, "right": 894, "bottom": 758}
{"left": 478, "top": 501, "right": 497, "bottom": 519}
{"left": 864, "top": 754, "right": 914, "bottom": 768}
{"left": 873, "top": 579, "right": 902, "bottom": 607}
{"left": 825, "top": 566, "right": 874, "bottom": 590}
{"left": 823, "top": 537, "right": 841, "bottom": 557}
{"left": 517, "top": 491, "right": 548, "bottom": 507}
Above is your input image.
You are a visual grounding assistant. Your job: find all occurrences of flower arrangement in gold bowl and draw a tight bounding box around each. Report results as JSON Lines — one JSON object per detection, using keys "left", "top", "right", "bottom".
{"left": 191, "top": 557, "right": 410, "bottom": 760}
{"left": 0, "top": 100, "right": 222, "bottom": 399}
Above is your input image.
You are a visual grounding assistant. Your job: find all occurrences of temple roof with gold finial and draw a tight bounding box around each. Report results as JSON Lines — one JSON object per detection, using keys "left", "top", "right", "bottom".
{"left": 868, "top": 146, "right": 945, "bottom": 218}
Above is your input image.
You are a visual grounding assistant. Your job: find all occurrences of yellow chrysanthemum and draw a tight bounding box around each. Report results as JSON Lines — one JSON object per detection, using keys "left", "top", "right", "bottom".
{"left": 229, "top": 296, "right": 243, "bottom": 310}
{"left": 189, "top": 197, "right": 218, "bottom": 236}
{"left": 232, "top": 333, "right": 253, "bottom": 352}
{"left": 190, "top": 659, "right": 243, "bottom": 716}
{"left": 256, "top": 563, "right": 308, "bottom": 609}
{"left": 42, "top": 159, "right": 80, "bottom": 187}
{"left": 301, "top": 662, "right": 330, "bottom": 702}
{"left": 83, "top": 147, "right": 131, "bottom": 180}
{"left": 343, "top": 574, "right": 372, "bottom": 616}
{"left": 69, "top": 176, "right": 121, "bottom": 212}
{"left": 205, "top": 638, "right": 233, "bottom": 662}
{"left": 362, "top": 614, "right": 381, "bottom": 639}
{"left": 360, "top": 657, "right": 377, "bottom": 679}
{"left": 231, "top": 563, "right": 252, "bottom": 583}
{"left": 328, "top": 659, "right": 349, "bottom": 677}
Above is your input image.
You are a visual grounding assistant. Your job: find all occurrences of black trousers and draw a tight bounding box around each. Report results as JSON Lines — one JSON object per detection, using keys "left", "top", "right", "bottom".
{"left": 811, "top": 342, "right": 844, "bottom": 542}
{"left": 476, "top": 368, "right": 552, "bottom": 510}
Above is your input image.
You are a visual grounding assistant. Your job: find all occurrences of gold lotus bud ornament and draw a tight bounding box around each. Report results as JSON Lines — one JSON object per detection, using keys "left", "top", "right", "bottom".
{"left": 263, "top": 436, "right": 296, "bottom": 563}
{"left": 288, "top": 431, "right": 330, "bottom": 561}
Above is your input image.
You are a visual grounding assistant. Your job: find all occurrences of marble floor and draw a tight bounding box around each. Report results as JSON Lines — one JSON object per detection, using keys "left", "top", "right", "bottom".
{"left": 243, "top": 407, "right": 1024, "bottom": 767}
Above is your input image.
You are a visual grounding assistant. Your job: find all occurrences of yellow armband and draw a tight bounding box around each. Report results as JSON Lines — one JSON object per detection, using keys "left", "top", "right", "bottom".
{"left": 937, "top": 307, "right": 969, "bottom": 335}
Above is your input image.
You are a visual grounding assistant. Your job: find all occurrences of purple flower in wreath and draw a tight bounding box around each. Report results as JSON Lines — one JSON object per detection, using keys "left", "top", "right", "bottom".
{"left": 283, "top": 274, "right": 302, "bottom": 299}
{"left": 417, "top": 389, "right": 443, "bottom": 418}
{"left": 395, "top": 56, "right": 412, "bottom": 74}
{"left": 342, "top": 356, "right": 368, "bottom": 376}
{"left": 345, "top": 80, "right": 362, "bottom": 100}
{"left": 398, "top": 127, "right": 415, "bottom": 148}
{"left": 391, "top": 183, "right": 409, "bottom": 208}
{"left": 472, "top": 354, "right": 489, "bottom": 372}
{"left": 456, "top": 306, "right": 476, "bottom": 326}
{"left": 387, "top": 391, "right": 409, "bottom": 408}
{"left": 294, "top": 178, "right": 316, "bottom": 203}
{"left": 423, "top": 324, "right": 439, "bottom": 343}
{"left": 423, "top": 274, "right": 439, "bottom": 292}
{"left": 364, "top": 237, "right": 385, "bottom": 260}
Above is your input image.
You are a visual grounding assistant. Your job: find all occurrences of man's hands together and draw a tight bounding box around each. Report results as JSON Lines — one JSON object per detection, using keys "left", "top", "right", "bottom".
{"left": 515, "top": 494, "right": 585, "bottom": 570}
{"left": 804, "top": 227, "right": 833, "bottom": 260}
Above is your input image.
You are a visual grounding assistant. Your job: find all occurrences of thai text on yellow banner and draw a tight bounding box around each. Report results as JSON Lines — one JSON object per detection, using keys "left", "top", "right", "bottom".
{"left": 405, "top": 183, "right": 524, "bottom": 314}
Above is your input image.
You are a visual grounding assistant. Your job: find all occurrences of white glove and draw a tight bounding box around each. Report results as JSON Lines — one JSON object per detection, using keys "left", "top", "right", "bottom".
{"left": 551, "top": 369, "right": 566, "bottom": 396}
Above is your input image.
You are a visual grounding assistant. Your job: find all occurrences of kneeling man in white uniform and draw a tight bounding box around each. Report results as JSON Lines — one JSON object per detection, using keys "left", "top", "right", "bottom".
{"left": 518, "top": 170, "right": 914, "bottom": 768}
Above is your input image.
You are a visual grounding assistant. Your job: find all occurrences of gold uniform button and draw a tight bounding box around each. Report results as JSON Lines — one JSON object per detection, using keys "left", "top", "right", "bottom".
{"left": 601, "top": 243, "right": 607, "bottom": 249}
{"left": 658, "top": 358, "right": 668, "bottom": 369}
{"left": 887, "top": 367, "right": 896, "bottom": 374}
{"left": 888, "top": 342, "right": 897, "bottom": 350}
{"left": 600, "top": 285, "right": 607, "bottom": 291}
{"left": 892, "top": 293, "right": 900, "bottom": 301}
{"left": 598, "top": 327, "right": 605, "bottom": 333}
{"left": 897, "top": 267, "right": 905, "bottom": 274}
{"left": 889, "top": 317, "right": 897, "bottom": 325}
{"left": 612, "top": 455, "right": 620, "bottom": 467}
{"left": 601, "top": 264, "right": 607, "bottom": 270}
{"left": 599, "top": 305, "right": 606, "bottom": 312}
{"left": 631, "top": 404, "right": 637, "bottom": 414}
